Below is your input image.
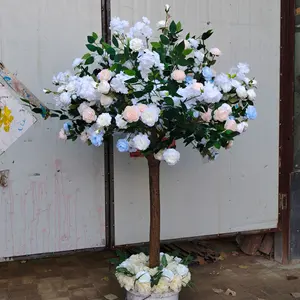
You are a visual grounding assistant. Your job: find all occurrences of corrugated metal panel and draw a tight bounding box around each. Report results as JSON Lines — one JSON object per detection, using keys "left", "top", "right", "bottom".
{"left": 112, "top": 0, "right": 280, "bottom": 245}
{"left": 0, "top": 0, "right": 106, "bottom": 257}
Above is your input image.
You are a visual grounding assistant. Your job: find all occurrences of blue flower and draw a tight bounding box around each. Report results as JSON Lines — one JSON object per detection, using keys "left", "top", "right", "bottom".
{"left": 90, "top": 133, "right": 103, "bottom": 147}
{"left": 63, "top": 121, "right": 72, "bottom": 133}
{"left": 116, "top": 139, "right": 130, "bottom": 152}
{"left": 202, "top": 67, "right": 213, "bottom": 81}
{"left": 245, "top": 105, "right": 257, "bottom": 120}
{"left": 185, "top": 75, "right": 193, "bottom": 84}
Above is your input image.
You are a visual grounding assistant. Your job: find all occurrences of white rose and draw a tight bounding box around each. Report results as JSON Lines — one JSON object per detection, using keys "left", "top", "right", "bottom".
{"left": 58, "top": 128, "right": 67, "bottom": 140}
{"left": 176, "top": 264, "right": 189, "bottom": 277}
{"left": 66, "top": 81, "right": 76, "bottom": 93}
{"left": 116, "top": 273, "right": 134, "bottom": 291}
{"left": 136, "top": 271, "right": 151, "bottom": 283}
{"left": 252, "top": 79, "right": 258, "bottom": 86}
{"left": 130, "top": 38, "right": 144, "bottom": 52}
{"left": 247, "top": 89, "right": 256, "bottom": 101}
{"left": 136, "top": 282, "right": 151, "bottom": 295}
{"left": 157, "top": 20, "right": 166, "bottom": 29}
{"left": 141, "top": 105, "right": 160, "bottom": 127}
{"left": 132, "top": 134, "right": 151, "bottom": 151}
{"left": 237, "top": 121, "right": 249, "bottom": 133}
{"left": 154, "top": 150, "right": 165, "bottom": 161}
{"left": 163, "top": 149, "right": 180, "bottom": 166}
{"left": 236, "top": 86, "right": 247, "bottom": 98}
{"left": 153, "top": 278, "right": 170, "bottom": 294}
{"left": 165, "top": 4, "right": 170, "bottom": 12}
{"left": 210, "top": 47, "right": 222, "bottom": 56}
{"left": 174, "top": 257, "right": 182, "bottom": 263}
{"left": 170, "top": 275, "right": 182, "bottom": 293}
{"left": 115, "top": 114, "right": 128, "bottom": 129}
{"left": 82, "top": 107, "right": 97, "bottom": 123}
{"left": 182, "top": 272, "right": 191, "bottom": 287}
{"left": 98, "top": 80, "right": 110, "bottom": 94}
{"left": 97, "top": 113, "right": 112, "bottom": 127}
{"left": 100, "top": 94, "right": 114, "bottom": 107}
{"left": 162, "top": 268, "right": 175, "bottom": 281}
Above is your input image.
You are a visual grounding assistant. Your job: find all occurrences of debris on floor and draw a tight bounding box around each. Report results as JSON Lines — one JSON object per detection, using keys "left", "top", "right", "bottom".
{"left": 225, "top": 288, "right": 237, "bottom": 297}
{"left": 104, "top": 294, "right": 119, "bottom": 300}
{"left": 291, "top": 292, "right": 300, "bottom": 299}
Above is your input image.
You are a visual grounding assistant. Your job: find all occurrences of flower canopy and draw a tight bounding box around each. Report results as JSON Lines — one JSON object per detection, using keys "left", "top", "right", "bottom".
{"left": 32, "top": 6, "right": 257, "bottom": 166}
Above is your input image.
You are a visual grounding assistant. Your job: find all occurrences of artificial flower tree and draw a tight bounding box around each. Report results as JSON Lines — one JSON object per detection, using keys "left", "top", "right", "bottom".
{"left": 26, "top": 5, "right": 257, "bottom": 296}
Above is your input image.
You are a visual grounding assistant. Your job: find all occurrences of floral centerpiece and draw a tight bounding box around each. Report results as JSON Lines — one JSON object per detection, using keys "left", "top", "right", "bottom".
{"left": 26, "top": 4, "right": 257, "bottom": 299}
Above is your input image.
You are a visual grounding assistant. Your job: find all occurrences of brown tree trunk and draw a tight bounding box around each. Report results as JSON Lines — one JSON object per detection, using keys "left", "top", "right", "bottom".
{"left": 147, "top": 154, "right": 161, "bottom": 268}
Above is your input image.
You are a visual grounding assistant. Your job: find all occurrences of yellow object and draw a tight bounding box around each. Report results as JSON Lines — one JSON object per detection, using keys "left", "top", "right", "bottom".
{"left": 0, "top": 106, "right": 14, "bottom": 132}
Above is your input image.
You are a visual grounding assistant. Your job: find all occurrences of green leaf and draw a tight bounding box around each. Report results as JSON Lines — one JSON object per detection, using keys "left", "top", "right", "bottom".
{"left": 201, "top": 29, "right": 213, "bottom": 40}
{"left": 60, "top": 115, "right": 69, "bottom": 120}
{"left": 176, "top": 41, "right": 185, "bottom": 54}
{"left": 161, "top": 255, "right": 168, "bottom": 267}
{"left": 20, "top": 98, "right": 30, "bottom": 104}
{"left": 112, "top": 35, "right": 119, "bottom": 47}
{"left": 164, "top": 97, "right": 174, "bottom": 106}
{"left": 106, "top": 47, "right": 116, "bottom": 56}
{"left": 151, "top": 42, "right": 161, "bottom": 49}
{"left": 214, "top": 141, "right": 221, "bottom": 149}
{"left": 176, "top": 21, "right": 182, "bottom": 32}
{"left": 86, "top": 44, "right": 97, "bottom": 52}
{"left": 177, "top": 58, "right": 189, "bottom": 66}
{"left": 87, "top": 35, "right": 96, "bottom": 43}
{"left": 96, "top": 47, "right": 104, "bottom": 55}
{"left": 124, "top": 69, "right": 136, "bottom": 76}
{"left": 185, "top": 33, "right": 190, "bottom": 40}
{"left": 32, "top": 108, "right": 43, "bottom": 114}
{"left": 160, "top": 35, "right": 169, "bottom": 45}
{"left": 85, "top": 56, "right": 95, "bottom": 65}
{"left": 183, "top": 48, "right": 193, "bottom": 56}
{"left": 92, "top": 32, "right": 98, "bottom": 40}
{"left": 116, "top": 267, "right": 135, "bottom": 277}
{"left": 82, "top": 53, "right": 91, "bottom": 60}
{"left": 169, "top": 20, "right": 177, "bottom": 33}
{"left": 50, "top": 113, "right": 59, "bottom": 118}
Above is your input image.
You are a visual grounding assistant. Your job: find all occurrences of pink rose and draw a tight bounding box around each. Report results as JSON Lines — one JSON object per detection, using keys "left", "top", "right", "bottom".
{"left": 123, "top": 106, "right": 140, "bottom": 123}
{"left": 224, "top": 119, "right": 237, "bottom": 131}
{"left": 82, "top": 107, "right": 97, "bottom": 123}
{"left": 213, "top": 104, "right": 232, "bottom": 122}
{"left": 200, "top": 108, "right": 212, "bottom": 122}
{"left": 97, "top": 69, "right": 112, "bottom": 81}
{"left": 58, "top": 129, "right": 67, "bottom": 140}
{"left": 192, "top": 82, "right": 204, "bottom": 91}
{"left": 137, "top": 103, "right": 148, "bottom": 113}
{"left": 171, "top": 70, "right": 186, "bottom": 82}
{"left": 210, "top": 48, "right": 222, "bottom": 56}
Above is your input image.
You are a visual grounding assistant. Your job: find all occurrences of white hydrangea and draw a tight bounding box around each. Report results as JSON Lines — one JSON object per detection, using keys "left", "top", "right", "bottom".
{"left": 52, "top": 71, "right": 72, "bottom": 85}
{"left": 130, "top": 38, "right": 144, "bottom": 52}
{"left": 128, "top": 18, "right": 153, "bottom": 43}
{"left": 237, "top": 62, "right": 250, "bottom": 74}
{"left": 194, "top": 50, "right": 204, "bottom": 64}
{"left": 138, "top": 50, "right": 164, "bottom": 81}
{"left": 247, "top": 89, "right": 256, "bottom": 101}
{"left": 188, "top": 38, "right": 199, "bottom": 49}
{"left": 201, "top": 82, "right": 223, "bottom": 103}
{"left": 214, "top": 73, "right": 232, "bottom": 93}
{"left": 110, "top": 17, "right": 129, "bottom": 34}
{"left": 110, "top": 72, "right": 132, "bottom": 94}
{"left": 77, "top": 76, "right": 98, "bottom": 101}
{"left": 57, "top": 92, "right": 71, "bottom": 107}
{"left": 236, "top": 86, "right": 247, "bottom": 98}
{"left": 72, "top": 58, "right": 84, "bottom": 69}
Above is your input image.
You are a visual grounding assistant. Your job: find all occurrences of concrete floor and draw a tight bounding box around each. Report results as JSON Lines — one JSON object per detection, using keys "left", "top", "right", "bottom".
{"left": 1, "top": 250, "right": 300, "bottom": 300}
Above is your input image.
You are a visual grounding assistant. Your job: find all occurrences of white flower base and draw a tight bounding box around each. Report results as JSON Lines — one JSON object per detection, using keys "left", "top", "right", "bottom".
{"left": 126, "top": 290, "right": 179, "bottom": 300}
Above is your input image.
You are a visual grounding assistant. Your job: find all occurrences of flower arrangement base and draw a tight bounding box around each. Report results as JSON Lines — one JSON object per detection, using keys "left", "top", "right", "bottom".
{"left": 126, "top": 290, "right": 179, "bottom": 300}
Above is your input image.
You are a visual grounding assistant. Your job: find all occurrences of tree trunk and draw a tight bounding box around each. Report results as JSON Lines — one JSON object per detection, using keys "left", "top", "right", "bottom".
{"left": 147, "top": 154, "right": 161, "bottom": 268}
